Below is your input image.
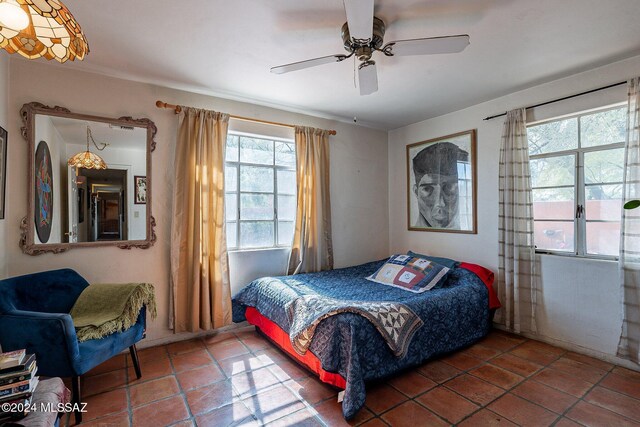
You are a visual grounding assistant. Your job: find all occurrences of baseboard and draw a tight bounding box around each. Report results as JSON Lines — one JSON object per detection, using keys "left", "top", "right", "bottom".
{"left": 493, "top": 324, "right": 640, "bottom": 372}
{"left": 136, "top": 321, "right": 251, "bottom": 349}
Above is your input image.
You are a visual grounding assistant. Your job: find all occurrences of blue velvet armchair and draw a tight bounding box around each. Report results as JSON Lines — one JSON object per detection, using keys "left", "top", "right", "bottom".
{"left": 0, "top": 268, "right": 147, "bottom": 424}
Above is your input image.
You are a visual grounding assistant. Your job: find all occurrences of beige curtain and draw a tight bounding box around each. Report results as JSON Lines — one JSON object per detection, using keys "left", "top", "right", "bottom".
{"left": 497, "top": 108, "right": 537, "bottom": 333}
{"left": 618, "top": 77, "right": 640, "bottom": 363}
{"left": 288, "top": 126, "right": 334, "bottom": 275}
{"left": 170, "top": 107, "right": 232, "bottom": 332}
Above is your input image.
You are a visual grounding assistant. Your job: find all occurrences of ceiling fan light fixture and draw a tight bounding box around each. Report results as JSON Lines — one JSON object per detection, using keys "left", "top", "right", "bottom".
{"left": 0, "top": 0, "right": 89, "bottom": 63}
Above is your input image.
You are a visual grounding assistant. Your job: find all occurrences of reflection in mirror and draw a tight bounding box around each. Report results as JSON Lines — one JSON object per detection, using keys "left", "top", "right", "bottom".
{"left": 20, "top": 103, "right": 156, "bottom": 255}
{"left": 34, "top": 115, "right": 147, "bottom": 244}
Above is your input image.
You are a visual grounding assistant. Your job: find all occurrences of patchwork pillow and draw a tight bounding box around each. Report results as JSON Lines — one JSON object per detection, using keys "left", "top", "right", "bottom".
{"left": 367, "top": 254, "right": 450, "bottom": 293}
{"left": 407, "top": 250, "right": 460, "bottom": 269}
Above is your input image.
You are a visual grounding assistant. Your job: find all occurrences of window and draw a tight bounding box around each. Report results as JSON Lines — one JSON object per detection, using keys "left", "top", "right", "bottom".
{"left": 527, "top": 105, "right": 626, "bottom": 257}
{"left": 225, "top": 132, "right": 296, "bottom": 250}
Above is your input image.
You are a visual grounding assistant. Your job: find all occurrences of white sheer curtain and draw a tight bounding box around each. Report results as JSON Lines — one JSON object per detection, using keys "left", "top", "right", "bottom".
{"left": 617, "top": 77, "right": 640, "bottom": 363}
{"left": 497, "top": 108, "right": 537, "bottom": 333}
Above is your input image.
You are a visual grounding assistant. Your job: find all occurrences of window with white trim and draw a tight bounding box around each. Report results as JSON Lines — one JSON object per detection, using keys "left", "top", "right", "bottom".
{"left": 527, "top": 104, "right": 626, "bottom": 258}
{"left": 225, "top": 132, "right": 296, "bottom": 250}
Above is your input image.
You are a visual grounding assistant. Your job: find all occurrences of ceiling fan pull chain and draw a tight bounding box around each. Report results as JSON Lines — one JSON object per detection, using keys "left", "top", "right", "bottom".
{"left": 353, "top": 55, "right": 357, "bottom": 89}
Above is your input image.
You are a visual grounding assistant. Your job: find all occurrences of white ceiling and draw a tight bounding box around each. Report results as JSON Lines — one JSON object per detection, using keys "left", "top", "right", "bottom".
{"left": 50, "top": 116, "right": 147, "bottom": 149}
{"left": 57, "top": 0, "right": 640, "bottom": 130}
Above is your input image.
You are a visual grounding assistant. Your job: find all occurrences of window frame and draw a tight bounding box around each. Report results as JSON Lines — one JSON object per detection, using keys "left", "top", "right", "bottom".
{"left": 225, "top": 131, "right": 296, "bottom": 251}
{"left": 528, "top": 103, "right": 626, "bottom": 260}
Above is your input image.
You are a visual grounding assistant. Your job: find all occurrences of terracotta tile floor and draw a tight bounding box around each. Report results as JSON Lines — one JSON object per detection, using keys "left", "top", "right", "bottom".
{"left": 68, "top": 327, "right": 640, "bottom": 426}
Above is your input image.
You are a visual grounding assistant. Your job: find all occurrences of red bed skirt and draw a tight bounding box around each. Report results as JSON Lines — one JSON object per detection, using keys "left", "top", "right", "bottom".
{"left": 245, "top": 306, "right": 347, "bottom": 389}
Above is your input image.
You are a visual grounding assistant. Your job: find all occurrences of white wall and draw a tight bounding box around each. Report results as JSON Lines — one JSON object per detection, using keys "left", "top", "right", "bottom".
{"left": 535, "top": 255, "right": 620, "bottom": 355}
{"left": 229, "top": 248, "right": 290, "bottom": 296}
{"left": 389, "top": 55, "right": 640, "bottom": 367}
{"left": 33, "top": 115, "right": 66, "bottom": 244}
{"left": 0, "top": 55, "right": 7, "bottom": 279}
{"left": 5, "top": 59, "right": 389, "bottom": 347}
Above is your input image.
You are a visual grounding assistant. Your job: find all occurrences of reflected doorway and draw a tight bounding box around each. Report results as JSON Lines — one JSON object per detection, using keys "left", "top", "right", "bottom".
{"left": 72, "top": 168, "right": 128, "bottom": 242}
{"left": 93, "top": 186, "right": 124, "bottom": 241}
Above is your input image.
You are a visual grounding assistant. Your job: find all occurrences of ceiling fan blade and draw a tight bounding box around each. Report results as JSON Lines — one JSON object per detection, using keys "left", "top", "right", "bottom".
{"left": 385, "top": 35, "right": 470, "bottom": 56}
{"left": 270, "top": 54, "right": 348, "bottom": 74}
{"left": 358, "top": 61, "right": 378, "bottom": 96}
{"left": 344, "top": 0, "right": 374, "bottom": 41}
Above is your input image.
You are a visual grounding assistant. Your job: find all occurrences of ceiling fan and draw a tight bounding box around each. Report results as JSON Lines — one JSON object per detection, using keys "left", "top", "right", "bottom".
{"left": 270, "top": 0, "right": 470, "bottom": 96}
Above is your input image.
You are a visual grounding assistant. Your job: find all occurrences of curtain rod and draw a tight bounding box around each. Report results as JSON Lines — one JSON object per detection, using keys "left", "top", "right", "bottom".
{"left": 156, "top": 100, "right": 337, "bottom": 135}
{"left": 482, "top": 81, "right": 627, "bottom": 121}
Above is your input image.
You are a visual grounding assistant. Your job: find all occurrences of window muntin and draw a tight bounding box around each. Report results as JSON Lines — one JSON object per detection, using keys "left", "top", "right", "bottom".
{"left": 528, "top": 117, "right": 578, "bottom": 155}
{"left": 527, "top": 105, "right": 625, "bottom": 258}
{"left": 457, "top": 162, "right": 473, "bottom": 230}
{"left": 225, "top": 133, "right": 296, "bottom": 250}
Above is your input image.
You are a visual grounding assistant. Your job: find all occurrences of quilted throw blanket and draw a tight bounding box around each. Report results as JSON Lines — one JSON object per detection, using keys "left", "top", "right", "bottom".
{"left": 287, "top": 295, "right": 423, "bottom": 357}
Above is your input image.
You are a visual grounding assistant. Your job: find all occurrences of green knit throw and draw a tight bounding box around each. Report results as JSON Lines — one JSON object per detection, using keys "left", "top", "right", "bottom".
{"left": 70, "top": 283, "right": 157, "bottom": 342}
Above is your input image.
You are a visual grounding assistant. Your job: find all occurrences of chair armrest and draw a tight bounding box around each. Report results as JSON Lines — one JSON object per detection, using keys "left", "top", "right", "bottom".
{"left": 0, "top": 310, "right": 80, "bottom": 377}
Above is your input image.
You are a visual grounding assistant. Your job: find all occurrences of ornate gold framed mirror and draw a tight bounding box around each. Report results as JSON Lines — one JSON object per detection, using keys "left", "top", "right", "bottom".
{"left": 20, "top": 102, "right": 157, "bottom": 255}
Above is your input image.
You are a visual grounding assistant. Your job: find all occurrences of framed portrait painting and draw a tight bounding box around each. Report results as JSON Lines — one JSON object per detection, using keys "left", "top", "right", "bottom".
{"left": 406, "top": 129, "right": 477, "bottom": 234}
{"left": 134, "top": 175, "right": 147, "bottom": 204}
{"left": 0, "top": 126, "right": 6, "bottom": 220}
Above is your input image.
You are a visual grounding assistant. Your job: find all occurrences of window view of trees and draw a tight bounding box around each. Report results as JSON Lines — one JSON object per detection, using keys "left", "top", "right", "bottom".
{"left": 225, "top": 134, "right": 296, "bottom": 250}
{"left": 528, "top": 106, "right": 625, "bottom": 257}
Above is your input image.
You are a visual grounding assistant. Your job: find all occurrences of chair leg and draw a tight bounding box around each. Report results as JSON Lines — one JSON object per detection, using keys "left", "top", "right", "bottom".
{"left": 129, "top": 344, "right": 142, "bottom": 379}
{"left": 72, "top": 375, "right": 82, "bottom": 424}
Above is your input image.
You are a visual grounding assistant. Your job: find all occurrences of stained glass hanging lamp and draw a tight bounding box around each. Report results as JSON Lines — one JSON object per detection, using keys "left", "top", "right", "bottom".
{"left": 67, "top": 126, "right": 108, "bottom": 170}
{"left": 0, "top": 0, "right": 89, "bottom": 62}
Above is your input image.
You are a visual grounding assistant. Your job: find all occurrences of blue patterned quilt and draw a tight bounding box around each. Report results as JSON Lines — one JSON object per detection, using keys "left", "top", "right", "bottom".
{"left": 232, "top": 259, "right": 490, "bottom": 419}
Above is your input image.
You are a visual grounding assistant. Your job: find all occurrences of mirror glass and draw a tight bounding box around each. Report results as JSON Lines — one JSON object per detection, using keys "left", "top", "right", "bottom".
{"left": 21, "top": 103, "right": 156, "bottom": 254}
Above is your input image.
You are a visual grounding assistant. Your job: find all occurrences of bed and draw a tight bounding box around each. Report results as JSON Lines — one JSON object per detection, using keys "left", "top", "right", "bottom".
{"left": 232, "top": 257, "right": 499, "bottom": 419}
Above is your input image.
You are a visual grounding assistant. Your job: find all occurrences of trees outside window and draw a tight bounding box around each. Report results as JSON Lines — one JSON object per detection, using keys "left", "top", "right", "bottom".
{"left": 528, "top": 106, "right": 625, "bottom": 257}
{"left": 225, "top": 133, "right": 296, "bottom": 250}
